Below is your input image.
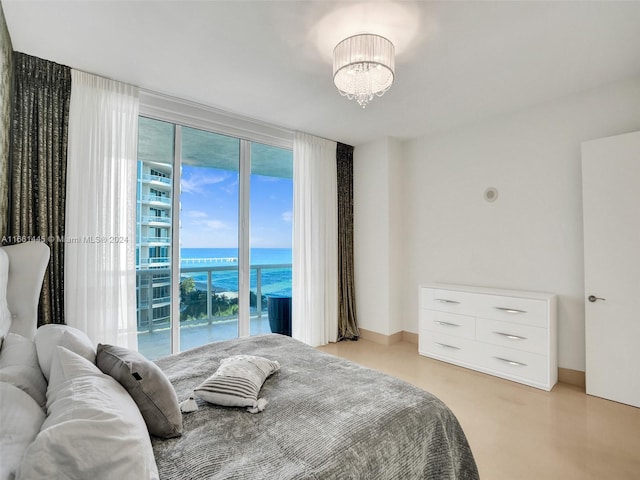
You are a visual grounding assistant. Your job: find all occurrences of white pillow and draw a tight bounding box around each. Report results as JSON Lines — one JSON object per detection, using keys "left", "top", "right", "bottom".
{"left": 0, "top": 333, "right": 47, "bottom": 408}
{"left": 34, "top": 324, "right": 96, "bottom": 381}
{"left": 0, "top": 248, "right": 12, "bottom": 341}
{"left": 45, "top": 344, "right": 100, "bottom": 394}
{"left": 17, "top": 347, "right": 159, "bottom": 480}
{"left": 195, "top": 355, "right": 280, "bottom": 413}
{"left": 0, "top": 382, "right": 46, "bottom": 480}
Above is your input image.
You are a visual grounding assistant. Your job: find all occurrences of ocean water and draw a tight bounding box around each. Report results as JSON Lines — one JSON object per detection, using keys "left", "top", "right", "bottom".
{"left": 180, "top": 248, "right": 292, "bottom": 297}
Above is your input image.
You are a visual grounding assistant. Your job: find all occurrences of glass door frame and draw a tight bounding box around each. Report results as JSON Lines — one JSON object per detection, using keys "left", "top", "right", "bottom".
{"left": 140, "top": 92, "right": 293, "bottom": 356}
{"left": 169, "top": 125, "right": 182, "bottom": 353}
{"left": 162, "top": 125, "right": 277, "bottom": 353}
{"left": 237, "top": 140, "right": 251, "bottom": 338}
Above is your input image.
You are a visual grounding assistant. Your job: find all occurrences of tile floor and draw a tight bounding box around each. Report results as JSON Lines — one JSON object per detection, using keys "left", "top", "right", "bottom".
{"left": 137, "top": 316, "right": 272, "bottom": 359}
{"left": 319, "top": 339, "right": 640, "bottom": 480}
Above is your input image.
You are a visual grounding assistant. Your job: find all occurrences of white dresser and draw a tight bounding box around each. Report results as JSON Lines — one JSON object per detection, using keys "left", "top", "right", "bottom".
{"left": 419, "top": 284, "right": 558, "bottom": 391}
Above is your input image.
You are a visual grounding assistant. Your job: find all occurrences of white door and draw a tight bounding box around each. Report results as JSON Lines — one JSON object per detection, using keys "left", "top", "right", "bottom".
{"left": 582, "top": 131, "right": 640, "bottom": 408}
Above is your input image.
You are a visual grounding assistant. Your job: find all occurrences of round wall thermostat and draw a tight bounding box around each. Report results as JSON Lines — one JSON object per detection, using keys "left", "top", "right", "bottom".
{"left": 484, "top": 187, "right": 498, "bottom": 202}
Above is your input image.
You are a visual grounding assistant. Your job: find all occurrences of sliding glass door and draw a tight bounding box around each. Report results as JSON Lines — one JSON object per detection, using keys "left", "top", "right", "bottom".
{"left": 136, "top": 117, "right": 175, "bottom": 359}
{"left": 136, "top": 117, "right": 292, "bottom": 359}
{"left": 179, "top": 126, "right": 241, "bottom": 351}
{"left": 249, "top": 143, "right": 293, "bottom": 336}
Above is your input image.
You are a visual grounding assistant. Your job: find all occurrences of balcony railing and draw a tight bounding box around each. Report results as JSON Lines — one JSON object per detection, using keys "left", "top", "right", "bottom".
{"left": 138, "top": 274, "right": 171, "bottom": 288}
{"left": 136, "top": 263, "right": 291, "bottom": 332}
{"left": 140, "top": 257, "right": 171, "bottom": 264}
{"left": 141, "top": 215, "right": 171, "bottom": 224}
{"left": 141, "top": 236, "right": 171, "bottom": 244}
{"left": 181, "top": 257, "right": 238, "bottom": 264}
{"left": 140, "top": 194, "right": 171, "bottom": 205}
{"left": 139, "top": 257, "right": 171, "bottom": 267}
{"left": 151, "top": 296, "right": 171, "bottom": 305}
{"left": 141, "top": 174, "right": 171, "bottom": 185}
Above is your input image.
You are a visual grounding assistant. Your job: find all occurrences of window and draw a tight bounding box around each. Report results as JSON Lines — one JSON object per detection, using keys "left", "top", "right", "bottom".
{"left": 150, "top": 168, "right": 169, "bottom": 179}
{"left": 136, "top": 116, "right": 293, "bottom": 359}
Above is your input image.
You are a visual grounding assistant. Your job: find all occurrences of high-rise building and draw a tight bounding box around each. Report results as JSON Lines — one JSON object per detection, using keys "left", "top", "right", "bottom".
{"left": 136, "top": 160, "right": 172, "bottom": 333}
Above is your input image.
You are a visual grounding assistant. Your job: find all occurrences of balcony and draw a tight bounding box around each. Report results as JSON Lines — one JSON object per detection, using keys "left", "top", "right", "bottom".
{"left": 139, "top": 257, "right": 171, "bottom": 269}
{"left": 140, "top": 236, "right": 171, "bottom": 245}
{"left": 141, "top": 215, "right": 171, "bottom": 225}
{"left": 182, "top": 257, "right": 237, "bottom": 265}
{"left": 151, "top": 296, "right": 171, "bottom": 306}
{"left": 137, "top": 316, "right": 272, "bottom": 360}
{"left": 138, "top": 273, "right": 171, "bottom": 288}
{"left": 136, "top": 263, "right": 291, "bottom": 359}
{"left": 141, "top": 173, "right": 171, "bottom": 186}
{"left": 140, "top": 194, "right": 171, "bottom": 206}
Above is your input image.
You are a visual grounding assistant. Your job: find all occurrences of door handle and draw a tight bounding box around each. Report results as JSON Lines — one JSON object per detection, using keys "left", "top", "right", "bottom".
{"left": 588, "top": 295, "right": 606, "bottom": 303}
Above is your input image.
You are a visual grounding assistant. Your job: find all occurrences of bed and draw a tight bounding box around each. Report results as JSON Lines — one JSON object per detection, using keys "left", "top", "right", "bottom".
{"left": 0, "top": 242, "right": 479, "bottom": 479}
{"left": 152, "top": 334, "right": 478, "bottom": 479}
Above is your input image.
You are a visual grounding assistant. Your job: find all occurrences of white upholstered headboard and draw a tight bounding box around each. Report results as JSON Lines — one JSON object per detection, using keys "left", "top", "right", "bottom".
{"left": 1, "top": 241, "right": 50, "bottom": 340}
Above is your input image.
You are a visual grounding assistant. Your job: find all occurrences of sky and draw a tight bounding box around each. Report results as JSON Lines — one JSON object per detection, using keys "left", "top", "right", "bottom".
{"left": 138, "top": 116, "right": 293, "bottom": 250}
{"left": 179, "top": 165, "right": 293, "bottom": 249}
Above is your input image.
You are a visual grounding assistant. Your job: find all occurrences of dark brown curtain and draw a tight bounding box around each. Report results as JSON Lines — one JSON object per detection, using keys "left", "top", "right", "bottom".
{"left": 9, "top": 52, "right": 70, "bottom": 325}
{"left": 337, "top": 142, "right": 359, "bottom": 340}
{"left": 0, "top": 4, "right": 12, "bottom": 237}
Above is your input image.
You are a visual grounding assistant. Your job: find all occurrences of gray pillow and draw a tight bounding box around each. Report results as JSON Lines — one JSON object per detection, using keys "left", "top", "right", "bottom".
{"left": 96, "top": 344, "right": 182, "bottom": 438}
{"left": 195, "top": 355, "right": 280, "bottom": 412}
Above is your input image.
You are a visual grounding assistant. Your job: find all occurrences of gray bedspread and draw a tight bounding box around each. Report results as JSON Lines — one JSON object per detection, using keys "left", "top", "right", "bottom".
{"left": 152, "top": 334, "right": 479, "bottom": 480}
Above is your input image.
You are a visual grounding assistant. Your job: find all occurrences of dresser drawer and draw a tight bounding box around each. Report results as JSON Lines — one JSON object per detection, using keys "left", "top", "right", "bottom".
{"left": 420, "top": 288, "right": 483, "bottom": 316}
{"left": 419, "top": 331, "right": 475, "bottom": 365}
{"left": 476, "top": 295, "right": 549, "bottom": 328}
{"left": 476, "top": 318, "right": 548, "bottom": 355}
{"left": 418, "top": 284, "right": 557, "bottom": 390}
{"left": 476, "top": 343, "right": 548, "bottom": 386}
{"left": 419, "top": 311, "right": 475, "bottom": 340}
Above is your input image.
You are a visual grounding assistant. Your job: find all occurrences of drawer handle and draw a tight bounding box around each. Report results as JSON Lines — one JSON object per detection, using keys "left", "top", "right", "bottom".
{"left": 435, "top": 342, "right": 460, "bottom": 350}
{"left": 436, "top": 299, "right": 460, "bottom": 304}
{"left": 436, "top": 321, "right": 460, "bottom": 327}
{"left": 493, "top": 331, "right": 528, "bottom": 341}
{"left": 494, "top": 356, "right": 527, "bottom": 367}
{"left": 495, "top": 306, "right": 527, "bottom": 314}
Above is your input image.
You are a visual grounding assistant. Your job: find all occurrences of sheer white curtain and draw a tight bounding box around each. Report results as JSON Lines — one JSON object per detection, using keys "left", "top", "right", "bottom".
{"left": 65, "top": 70, "right": 139, "bottom": 349}
{"left": 292, "top": 132, "right": 338, "bottom": 346}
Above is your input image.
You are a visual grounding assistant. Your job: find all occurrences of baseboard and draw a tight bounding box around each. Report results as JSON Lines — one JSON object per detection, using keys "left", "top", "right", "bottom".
{"left": 558, "top": 367, "right": 586, "bottom": 389}
{"left": 402, "top": 331, "right": 418, "bottom": 345}
{"left": 359, "top": 330, "right": 586, "bottom": 389}
{"left": 358, "top": 328, "right": 401, "bottom": 346}
{"left": 358, "top": 329, "right": 417, "bottom": 346}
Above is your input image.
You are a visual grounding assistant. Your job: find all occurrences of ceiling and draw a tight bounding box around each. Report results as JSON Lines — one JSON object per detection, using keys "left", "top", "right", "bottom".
{"left": 3, "top": 1, "right": 640, "bottom": 146}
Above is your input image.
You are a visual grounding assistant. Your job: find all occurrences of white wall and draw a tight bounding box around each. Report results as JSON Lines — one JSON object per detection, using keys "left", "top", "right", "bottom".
{"left": 387, "top": 138, "right": 404, "bottom": 336}
{"left": 355, "top": 76, "right": 640, "bottom": 371}
{"left": 354, "top": 138, "right": 391, "bottom": 335}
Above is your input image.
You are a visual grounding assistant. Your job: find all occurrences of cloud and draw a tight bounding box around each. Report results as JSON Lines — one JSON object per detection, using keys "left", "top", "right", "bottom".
{"left": 181, "top": 173, "right": 228, "bottom": 194}
{"left": 186, "top": 214, "right": 230, "bottom": 231}
{"left": 221, "top": 178, "right": 238, "bottom": 195}
{"left": 281, "top": 211, "right": 292, "bottom": 223}
{"left": 185, "top": 210, "right": 208, "bottom": 218}
{"left": 205, "top": 220, "right": 228, "bottom": 230}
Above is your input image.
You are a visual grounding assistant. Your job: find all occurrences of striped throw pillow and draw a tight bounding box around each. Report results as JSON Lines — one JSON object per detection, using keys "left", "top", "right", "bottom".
{"left": 194, "top": 355, "right": 280, "bottom": 413}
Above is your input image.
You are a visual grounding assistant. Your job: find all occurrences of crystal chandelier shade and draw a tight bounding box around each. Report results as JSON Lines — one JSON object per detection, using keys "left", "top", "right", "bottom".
{"left": 333, "top": 34, "right": 395, "bottom": 108}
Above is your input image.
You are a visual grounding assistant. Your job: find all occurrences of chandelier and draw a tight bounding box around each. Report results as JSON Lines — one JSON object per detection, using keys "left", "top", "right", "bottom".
{"left": 332, "top": 34, "right": 395, "bottom": 108}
